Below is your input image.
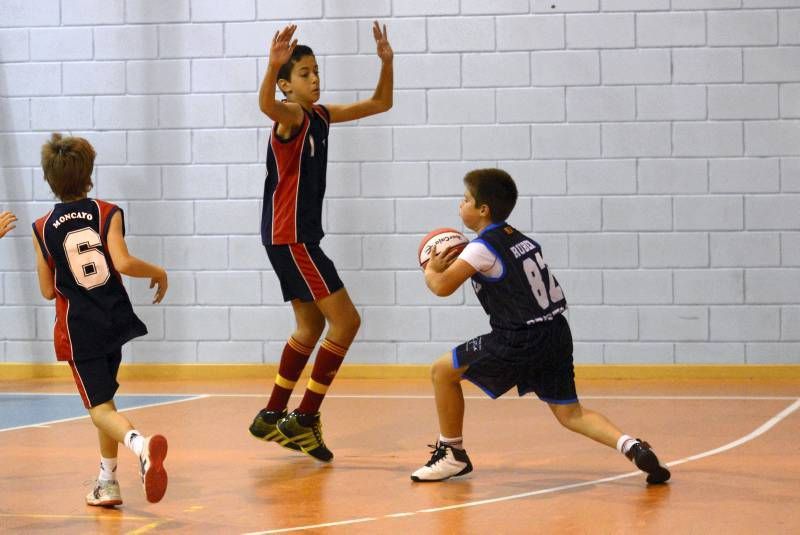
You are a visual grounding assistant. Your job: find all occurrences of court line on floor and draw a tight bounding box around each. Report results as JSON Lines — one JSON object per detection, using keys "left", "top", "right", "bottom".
{"left": 242, "top": 397, "right": 800, "bottom": 535}
{"left": 0, "top": 395, "right": 208, "bottom": 433}
{"left": 6, "top": 392, "right": 798, "bottom": 401}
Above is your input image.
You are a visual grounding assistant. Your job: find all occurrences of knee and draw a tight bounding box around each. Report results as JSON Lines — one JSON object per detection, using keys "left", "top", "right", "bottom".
{"left": 338, "top": 308, "right": 361, "bottom": 338}
{"left": 430, "top": 359, "right": 457, "bottom": 386}
{"left": 553, "top": 405, "right": 581, "bottom": 429}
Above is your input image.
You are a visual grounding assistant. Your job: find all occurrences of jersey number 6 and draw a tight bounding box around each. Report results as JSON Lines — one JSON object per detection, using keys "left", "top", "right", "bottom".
{"left": 522, "top": 252, "right": 563, "bottom": 309}
{"left": 63, "top": 227, "right": 111, "bottom": 290}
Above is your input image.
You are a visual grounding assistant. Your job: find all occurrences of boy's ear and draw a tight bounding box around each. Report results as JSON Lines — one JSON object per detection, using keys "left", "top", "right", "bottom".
{"left": 277, "top": 78, "right": 291, "bottom": 95}
{"left": 479, "top": 203, "right": 491, "bottom": 218}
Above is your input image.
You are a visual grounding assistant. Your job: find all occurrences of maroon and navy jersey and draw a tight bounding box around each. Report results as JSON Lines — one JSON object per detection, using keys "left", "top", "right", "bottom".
{"left": 261, "top": 104, "right": 330, "bottom": 245}
{"left": 471, "top": 222, "right": 567, "bottom": 331}
{"left": 32, "top": 198, "right": 147, "bottom": 362}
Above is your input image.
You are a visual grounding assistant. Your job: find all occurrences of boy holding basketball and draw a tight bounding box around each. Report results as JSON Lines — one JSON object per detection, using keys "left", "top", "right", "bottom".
{"left": 412, "top": 168, "right": 670, "bottom": 485}
{"left": 248, "top": 22, "right": 393, "bottom": 462}
{"left": 32, "top": 133, "right": 170, "bottom": 505}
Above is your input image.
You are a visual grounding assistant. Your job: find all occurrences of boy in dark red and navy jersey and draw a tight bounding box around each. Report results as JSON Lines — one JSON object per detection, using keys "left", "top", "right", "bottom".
{"left": 409, "top": 169, "right": 671, "bottom": 486}
{"left": 32, "top": 133, "right": 170, "bottom": 506}
{"left": 248, "top": 23, "right": 393, "bottom": 462}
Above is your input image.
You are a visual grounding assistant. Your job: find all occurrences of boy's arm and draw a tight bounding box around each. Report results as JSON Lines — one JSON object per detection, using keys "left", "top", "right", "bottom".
{"left": 106, "top": 211, "right": 168, "bottom": 304}
{"left": 258, "top": 24, "right": 304, "bottom": 130}
{"left": 32, "top": 231, "right": 55, "bottom": 300}
{"left": 326, "top": 21, "right": 393, "bottom": 123}
{"left": 424, "top": 247, "right": 477, "bottom": 297}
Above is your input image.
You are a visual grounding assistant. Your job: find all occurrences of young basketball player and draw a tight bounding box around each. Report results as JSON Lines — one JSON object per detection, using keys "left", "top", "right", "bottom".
{"left": 32, "top": 133, "right": 170, "bottom": 506}
{"left": 0, "top": 210, "right": 17, "bottom": 238}
{"left": 411, "top": 168, "right": 671, "bottom": 485}
{"left": 248, "top": 22, "right": 393, "bottom": 462}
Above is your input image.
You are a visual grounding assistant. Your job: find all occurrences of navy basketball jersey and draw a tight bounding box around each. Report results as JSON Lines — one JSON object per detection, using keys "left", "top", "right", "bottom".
{"left": 471, "top": 222, "right": 567, "bottom": 330}
{"left": 32, "top": 199, "right": 147, "bottom": 362}
{"left": 262, "top": 104, "right": 330, "bottom": 245}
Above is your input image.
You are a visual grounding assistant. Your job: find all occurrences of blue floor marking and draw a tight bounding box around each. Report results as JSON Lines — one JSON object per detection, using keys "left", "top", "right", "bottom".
{"left": 0, "top": 394, "right": 192, "bottom": 430}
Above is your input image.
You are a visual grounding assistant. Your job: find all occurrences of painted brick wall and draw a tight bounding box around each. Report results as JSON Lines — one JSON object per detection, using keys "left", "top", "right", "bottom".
{"left": 1, "top": 1, "right": 799, "bottom": 365}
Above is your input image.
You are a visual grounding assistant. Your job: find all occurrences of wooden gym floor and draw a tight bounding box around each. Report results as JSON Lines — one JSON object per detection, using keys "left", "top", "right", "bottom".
{"left": 1, "top": 374, "right": 799, "bottom": 534}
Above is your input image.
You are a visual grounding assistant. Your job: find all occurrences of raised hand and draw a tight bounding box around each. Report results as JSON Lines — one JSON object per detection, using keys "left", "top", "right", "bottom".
{"left": 372, "top": 21, "right": 393, "bottom": 63}
{"left": 269, "top": 24, "right": 298, "bottom": 68}
{"left": 0, "top": 211, "right": 17, "bottom": 238}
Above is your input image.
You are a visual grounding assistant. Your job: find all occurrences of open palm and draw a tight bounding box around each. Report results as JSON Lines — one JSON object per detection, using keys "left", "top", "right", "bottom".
{"left": 372, "top": 21, "right": 393, "bottom": 63}
{"left": 269, "top": 24, "right": 298, "bottom": 67}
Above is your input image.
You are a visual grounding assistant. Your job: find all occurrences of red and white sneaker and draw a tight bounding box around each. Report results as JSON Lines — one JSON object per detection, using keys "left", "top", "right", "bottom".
{"left": 138, "top": 434, "right": 168, "bottom": 503}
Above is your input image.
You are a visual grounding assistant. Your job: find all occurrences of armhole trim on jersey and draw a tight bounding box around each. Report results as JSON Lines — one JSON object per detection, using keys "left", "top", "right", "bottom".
{"left": 272, "top": 112, "right": 309, "bottom": 144}
{"left": 33, "top": 210, "right": 54, "bottom": 262}
{"left": 471, "top": 238, "right": 506, "bottom": 283}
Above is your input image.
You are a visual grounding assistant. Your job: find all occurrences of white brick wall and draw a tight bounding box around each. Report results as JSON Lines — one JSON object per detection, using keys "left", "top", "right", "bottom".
{"left": 2, "top": 4, "right": 799, "bottom": 366}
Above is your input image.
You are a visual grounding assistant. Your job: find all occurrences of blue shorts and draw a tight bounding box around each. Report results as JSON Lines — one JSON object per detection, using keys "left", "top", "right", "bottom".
{"left": 453, "top": 314, "right": 578, "bottom": 403}
{"left": 265, "top": 242, "right": 343, "bottom": 302}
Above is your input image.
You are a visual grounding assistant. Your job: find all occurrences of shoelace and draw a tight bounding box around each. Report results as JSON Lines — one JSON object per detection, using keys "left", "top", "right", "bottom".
{"left": 424, "top": 443, "right": 448, "bottom": 467}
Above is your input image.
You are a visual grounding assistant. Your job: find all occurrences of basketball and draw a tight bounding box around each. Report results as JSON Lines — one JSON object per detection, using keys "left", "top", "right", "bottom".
{"left": 417, "top": 228, "right": 469, "bottom": 268}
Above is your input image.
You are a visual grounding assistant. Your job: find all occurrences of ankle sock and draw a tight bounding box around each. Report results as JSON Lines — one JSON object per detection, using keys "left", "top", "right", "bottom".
{"left": 124, "top": 430, "right": 145, "bottom": 457}
{"left": 439, "top": 434, "right": 464, "bottom": 450}
{"left": 98, "top": 457, "right": 117, "bottom": 482}
{"left": 617, "top": 434, "right": 638, "bottom": 455}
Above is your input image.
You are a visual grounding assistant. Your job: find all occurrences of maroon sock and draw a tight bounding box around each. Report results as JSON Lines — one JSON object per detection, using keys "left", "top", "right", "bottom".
{"left": 296, "top": 338, "right": 347, "bottom": 415}
{"left": 265, "top": 337, "right": 313, "bottom": 412}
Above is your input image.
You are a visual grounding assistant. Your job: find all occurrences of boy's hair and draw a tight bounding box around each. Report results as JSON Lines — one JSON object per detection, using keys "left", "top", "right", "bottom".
{"left": 463, "top": 168, "right": 518, "bottom": 223}
{"left": 41, "top": 133, "right": 95, "bottom": 201}
{"left": 277, "top": 44, "right": 315, "bottom": 96}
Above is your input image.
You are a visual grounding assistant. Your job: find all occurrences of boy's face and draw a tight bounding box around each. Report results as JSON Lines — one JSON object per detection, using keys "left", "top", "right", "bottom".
{"left": 281, "top": 55, "right": 320, "bottom": 105}
{"left": 459, "top": 188, "right": 489, "bottom": 231}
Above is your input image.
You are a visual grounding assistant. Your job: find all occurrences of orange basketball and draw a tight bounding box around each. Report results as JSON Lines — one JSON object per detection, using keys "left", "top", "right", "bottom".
{"left": 418, "top": 228, "right": 469, "bottom": 269}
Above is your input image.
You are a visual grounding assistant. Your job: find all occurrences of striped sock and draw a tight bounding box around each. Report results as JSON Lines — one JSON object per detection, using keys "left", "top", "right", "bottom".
{"left": 265, "top": 337, "right": 314, "bottom": 412}
{"left": 296, "top": 338, "right": 347, "bottom": 415}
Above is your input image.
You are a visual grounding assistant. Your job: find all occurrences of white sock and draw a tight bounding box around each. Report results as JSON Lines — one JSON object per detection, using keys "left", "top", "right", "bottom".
{"left": 98, "top": 457, "right": 117, "bottom": 482}
{"left": 439, "top": 434, "right": 464, "bottom": 450}
{"left": 616, "top": 434, "right": 638, "bottom": 455}
{"left": 124, "top": 430, "right": 145, "bottom": 457}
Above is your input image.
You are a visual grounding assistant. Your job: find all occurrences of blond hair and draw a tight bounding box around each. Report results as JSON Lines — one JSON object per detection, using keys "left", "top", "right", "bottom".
{"left": 41, "top": 133, "right": 95, "bottom": 201}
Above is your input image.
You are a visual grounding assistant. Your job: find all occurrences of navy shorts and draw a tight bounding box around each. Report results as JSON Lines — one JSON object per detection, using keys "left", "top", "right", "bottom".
{"left": 453, "top": 314, "right": 578, "bottom": 403}
{"left": 265, "top": 242, "right": 344, "bottom": 302}
{"left": 68, "top": 349, "right": 122, "bottom": 409}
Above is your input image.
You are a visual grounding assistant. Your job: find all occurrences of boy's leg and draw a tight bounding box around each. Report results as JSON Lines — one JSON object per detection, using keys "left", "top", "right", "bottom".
{"left": 548, "top": 402, "right": 670, "bottom": 484}
{"left": 410, "top": 352, "right": 473, "bottom": 482}
{"left": 86, "top": 401, "right": 125, "bottom": 506}
{"left": 278, "top": 288, "right": 360, "bottom": 462}
{"left": 250, "top": 300, "right": 322, "bottom": 449}
{"left": 431, "top": 352, "right": 468, "bottom": 439}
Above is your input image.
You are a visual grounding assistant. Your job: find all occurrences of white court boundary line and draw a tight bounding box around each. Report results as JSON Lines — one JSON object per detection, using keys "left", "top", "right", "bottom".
{"left": 2, "top": 392, "right": 799, "bottom": 532}
{"left": 0, "top": 395, "right": 208, "bottom": 434}
{"left": 242, "top": 397, "right": 800, "bottom": 535}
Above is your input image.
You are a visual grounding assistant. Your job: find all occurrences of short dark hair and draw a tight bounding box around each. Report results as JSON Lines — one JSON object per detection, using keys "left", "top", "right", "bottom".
{"left": 41, "top": 133, "right": 95, "bottom": 201}
{"left": 463, "top": 168, "right": 518, "bottom": 222}
{"left": 277, "top": 44, "right": 315, "bottom": 96}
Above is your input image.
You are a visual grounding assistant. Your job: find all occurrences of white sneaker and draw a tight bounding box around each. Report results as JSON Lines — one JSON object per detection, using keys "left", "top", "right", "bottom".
{"left": 86, "top": 479, "right": 122, "bottom": 507}
{"left": 410, "top": 442, "right": 473, "bottom": 482}
{"left": 138, "top": 434, "right": 168, "bottom": 503}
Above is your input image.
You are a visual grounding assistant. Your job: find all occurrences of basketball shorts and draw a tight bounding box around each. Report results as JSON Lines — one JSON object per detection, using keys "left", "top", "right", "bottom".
{"left": 68, "top": 349, "right": 123, "bottom": 409}
{"left": 265, "top": 242, "right": 344, "bottom": 302}
{"left": 453, "top": 314, "right": 578, "bottom": 403}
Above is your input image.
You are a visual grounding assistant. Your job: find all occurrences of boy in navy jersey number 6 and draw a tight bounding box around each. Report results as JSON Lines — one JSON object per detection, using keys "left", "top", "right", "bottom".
{"left": 248, "top": 23, "right": 393, "bottom": 462}
{"left": 32, "top": 134, "right": 170, "bottom": 506}
{"left": 411, "top": 168, "right": 671, "bottom": 485}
